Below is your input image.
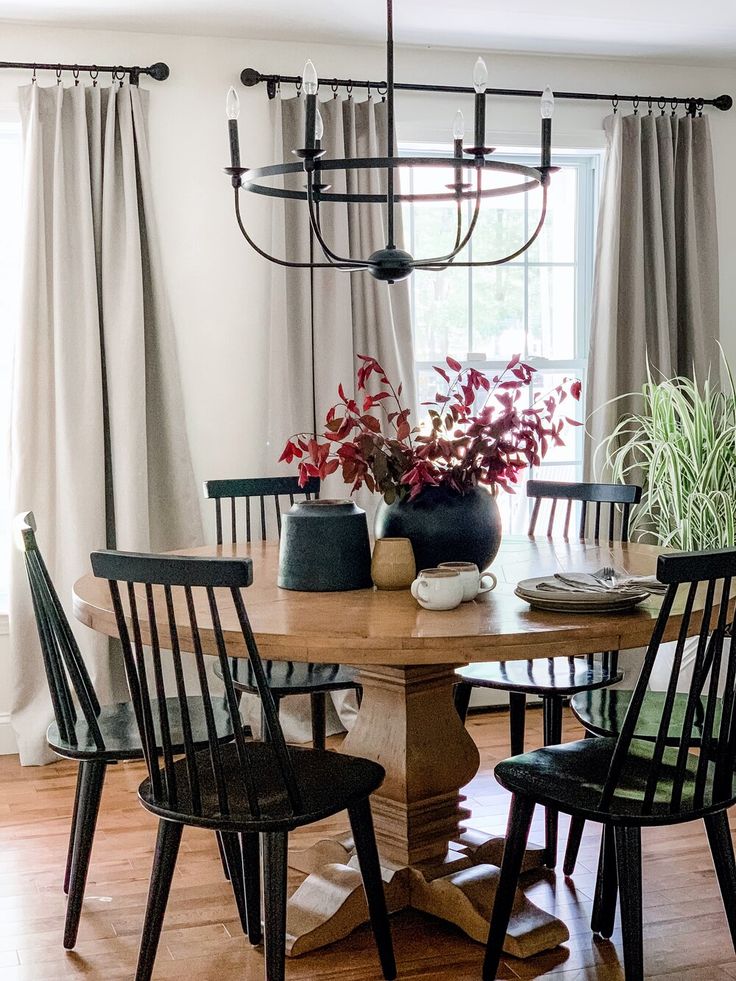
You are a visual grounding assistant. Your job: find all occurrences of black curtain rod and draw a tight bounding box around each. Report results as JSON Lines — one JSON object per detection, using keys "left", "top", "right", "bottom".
{"left": 240, "top": 67, "right": 732, "bottom": 113}
{"left": 0, "top": 61, "right": 170, "bottom": 84}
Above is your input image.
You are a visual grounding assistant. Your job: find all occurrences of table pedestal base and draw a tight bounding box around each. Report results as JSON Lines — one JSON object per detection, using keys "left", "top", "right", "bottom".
{"left": 284, "top": 663, "right": 568, "bottom": 959}
{"left": 286, "top": 830, "right": 568, "bottom": 959}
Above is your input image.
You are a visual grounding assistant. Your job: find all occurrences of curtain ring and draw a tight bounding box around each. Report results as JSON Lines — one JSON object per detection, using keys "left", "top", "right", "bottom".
{"left": 367, "top": 81, "right": 372, "bottom": 100}
{"left": 658, "top": 97, "right": 667, "bottom": 115}
{"left": 331, "top": 79, "right": 338, "bottom": 99}
{"left": 647, "top": 97, "right": 653, "bottom": 115}
{"left": 295, "top": 79, "right": 302, "bottom": 97}
{"left": 696, "top": 97, "right": 705, "bottom": 117}
{"left": 632, "top": 96, "right": 640, "bottom": 115}
{"left": 55, "top": 65, "right": 63, "bottom": 86}
{"left": 377, "top": 82, "right": 387, "bottom": 101}
{"left": 671, "top": 98, "right": 678, "bottom": 116}
{"left": 276, "top": 79, "right": 281, "bottom": 98}
{"left": 72, "top": 66, "right": 80, "bottom": 86}
{"left": 31, "top": 65, "right": 37, "bottom": 84}
{"left": 346, "top": 79, "right": 353, "bottom": 100}
{"left": 90, "top": 66, "right": 99, "bottom": 87}
{"left": 611, "top": 95, "right": 619, "bottom": 114}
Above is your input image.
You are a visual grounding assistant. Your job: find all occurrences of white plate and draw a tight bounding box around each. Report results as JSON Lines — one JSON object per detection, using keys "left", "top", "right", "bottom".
{"left": 515, "top": 576, "right": 650, "bottom": 614}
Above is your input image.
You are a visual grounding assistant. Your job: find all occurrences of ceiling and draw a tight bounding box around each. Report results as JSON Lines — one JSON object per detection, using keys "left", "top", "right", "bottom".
{"left": 1, "top": 0, "right": 736, "bottom": 64}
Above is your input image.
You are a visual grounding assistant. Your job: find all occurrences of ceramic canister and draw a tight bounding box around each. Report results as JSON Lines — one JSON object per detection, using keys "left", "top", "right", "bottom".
{"left": 278, "top": 499, "right": 373, "bottom": 592}
{"left": 371, "top": 537, "right": 416, "bottom": 590}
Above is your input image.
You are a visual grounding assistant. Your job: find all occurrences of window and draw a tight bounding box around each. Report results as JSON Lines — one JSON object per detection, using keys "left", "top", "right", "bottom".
{"left": 0, "top": 119, "right": 22, "bottom": 611}
{"left": 403, "top": 147, "right": 598, "bottom": 532}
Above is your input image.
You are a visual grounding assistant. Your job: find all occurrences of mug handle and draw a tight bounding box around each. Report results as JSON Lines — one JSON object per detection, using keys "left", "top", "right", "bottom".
{"left": 477, "top": 572, "right": 497, "bottom": 594}
{"left": 410, "top": 578, "right": 427, "bottom": 600}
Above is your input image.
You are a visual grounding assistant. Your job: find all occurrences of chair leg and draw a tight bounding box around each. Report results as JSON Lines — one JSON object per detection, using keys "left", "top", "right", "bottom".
{"left": 508, "top": 692, "right": 526, "bottom": 756}
{"left": 614, "top": 825, "right": 644, "bottom": 980}
{"left": 563, "top": 817, "right": 586, "bottom": 877}
{"left": 563, "top": 731, "right": 594, "bottom": 876}
{"left": 242, "top": 831, "right": 262, "bottom": 946}
{"left": 348, "top": 798, "right": 397, "bottom": 981}
{"left": 135, "top": 819, "right": 183, "bottom": 981}
{"left": 220, "top": 832, "right": 248, "bottom": 935}
{"left": 704, "top": 810, "right": 736, "bottom": 953}
{"left": 63, "top": 763, "right": 85, "bottom": 894}
{"left": 63, "top": 760, "right": 107, "bottom": 949}
{"left": 310, "top": 692, "right": 327, "bottom": 751}
{"left": 591, "top": 823, "right": 618, "bottom": 938}
{"left": 215, "top": 831, "right": 231, "bottom": 881}
{"left": 483, "top": 793, "right": 535, "bottom": 981}
{"left": 262, "top": 831, "right": 288, "bottom": 981}
{"left": 542, "top": 696, "right": 563, "bottom": 868}
{"left": 454, "top": 681, "right": 473, "bottom": 724}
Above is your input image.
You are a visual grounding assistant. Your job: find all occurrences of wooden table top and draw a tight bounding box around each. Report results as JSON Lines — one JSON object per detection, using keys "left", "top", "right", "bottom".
{"left": 72, "top": 537, "right": 709, "bottom": 667}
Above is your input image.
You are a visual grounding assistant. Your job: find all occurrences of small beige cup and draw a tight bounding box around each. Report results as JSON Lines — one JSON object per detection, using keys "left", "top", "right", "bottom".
{"left": 410, "top": 568, "right": 464, "bottom": 611}
{"left": 371, "top": 537, "right": 416, "bottom": 590}
{"left": 438, "top": 561, "right": 497, "bottom": 601}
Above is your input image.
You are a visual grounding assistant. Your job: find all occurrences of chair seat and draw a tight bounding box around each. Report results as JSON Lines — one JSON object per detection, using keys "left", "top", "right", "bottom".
{"left": 138, "top": 741, "right": 385, "bottom": 832}
{"left": 47, "top": 695, "right": 236, "bottom": 762}
{"left": 496, "top": 736, "right": 736, "bottom": 826}
{"left": 456, "top": 656, "right": 622, "bottom": 697}
{"left": 571, "top": 688, "right": 724, "bottom": 744}
{"left": 215, "top": 657, "right": 360, "bottom": 697}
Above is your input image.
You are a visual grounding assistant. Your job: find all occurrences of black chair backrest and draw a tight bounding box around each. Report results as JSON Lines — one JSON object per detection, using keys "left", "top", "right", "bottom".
{"left": 601, "top": 547, "right": 736, "bottom": 815}
{"left": 203, "top": 477, "right": 320, "bottom": 545}
{"left": 16, "top": 512, "right": 104, "bottom": 749}
{"left": 90, "top": 550, "right": 302, "bottom": 817}
{"left": 527, "top": 480, "right": 642, "bottom": 543}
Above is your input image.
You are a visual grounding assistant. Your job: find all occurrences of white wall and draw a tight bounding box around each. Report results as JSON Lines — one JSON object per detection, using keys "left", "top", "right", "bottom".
{"left": 1, "top": 21, "right": 735, "bottom": 750}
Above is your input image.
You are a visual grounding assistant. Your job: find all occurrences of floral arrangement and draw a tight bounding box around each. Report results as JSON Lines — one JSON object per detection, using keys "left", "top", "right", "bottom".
{"left": 280, "top": 354, "right": 581, "bottom": 503}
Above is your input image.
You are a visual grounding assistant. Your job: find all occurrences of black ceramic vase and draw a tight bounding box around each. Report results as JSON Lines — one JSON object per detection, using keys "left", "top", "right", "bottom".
{"left": 374, "top": 485, "right": 502, "bottom": 573}
{"left": 279, "top": 499, "right": 373, "bottom": 591}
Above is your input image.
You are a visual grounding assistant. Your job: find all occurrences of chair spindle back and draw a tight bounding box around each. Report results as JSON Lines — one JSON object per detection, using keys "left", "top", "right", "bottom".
{"left": 527, "top": 480, "right": 642, "bottom": 543}
{"left": 203, "top": 477, "right": 320, "bottom": 545}
{"left": 601, "top": 547, "right": 736, "bottom": 815}
{"left": 90, "top": 550, "right": 303, "bottom": 818}
{"left": 16, "top": 512, "right": 103, "bottom": 749}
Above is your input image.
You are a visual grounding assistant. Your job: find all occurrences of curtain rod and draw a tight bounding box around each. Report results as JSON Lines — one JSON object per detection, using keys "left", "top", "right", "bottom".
{"left": 0, "top": 61, "right": 170, "bottom": 84}
{"left": 240, "top": 67, "right": 732, "bottom": 114}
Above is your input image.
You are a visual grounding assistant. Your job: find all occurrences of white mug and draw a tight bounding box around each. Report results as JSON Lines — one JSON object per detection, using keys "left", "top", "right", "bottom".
{"left": 438, "top": 562, "right": 497, "bottom": 602}
{"left": 410, "top": 568, "right": 464, "bottom": 611}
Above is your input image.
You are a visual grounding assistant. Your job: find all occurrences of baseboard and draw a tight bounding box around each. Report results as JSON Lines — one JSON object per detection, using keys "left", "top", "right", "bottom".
{"left": 0, "top": 714, "right": 17, "bottom": 755}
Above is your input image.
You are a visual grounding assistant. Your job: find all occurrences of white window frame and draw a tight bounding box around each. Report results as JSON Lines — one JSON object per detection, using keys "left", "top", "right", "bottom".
{"left": 402, "top": 145, "right": 599, "bottom": 483}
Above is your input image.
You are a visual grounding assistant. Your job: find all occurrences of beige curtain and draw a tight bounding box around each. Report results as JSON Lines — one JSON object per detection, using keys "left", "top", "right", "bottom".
{"left": 263, "top": 95, "right": 416, "bottom": 741}
{"left": 585, "top": 112, "right": 719, "bottom": 477}
{"left": 9, "top": 83, "right": 202, "bottom": 764}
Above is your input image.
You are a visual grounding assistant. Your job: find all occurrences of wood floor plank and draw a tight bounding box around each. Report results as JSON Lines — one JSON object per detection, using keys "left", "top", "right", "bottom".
{"left": 0, "top": 708, "right": 734, "bottom": 978}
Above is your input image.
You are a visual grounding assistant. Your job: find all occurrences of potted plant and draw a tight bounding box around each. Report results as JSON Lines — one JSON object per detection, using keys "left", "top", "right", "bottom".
{"left": 599, "top": 357, "right": 736, "bottom": 550}
{"left": 281, "top": 354, "right": 581, "bottom": 571}
{"left": 598, "top": 356, "right": 736, "bottom": 689}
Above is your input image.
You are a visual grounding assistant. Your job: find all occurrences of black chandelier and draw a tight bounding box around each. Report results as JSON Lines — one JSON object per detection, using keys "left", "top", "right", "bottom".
{"left": 223, "top": 0, "right": 558, "bottom": 284}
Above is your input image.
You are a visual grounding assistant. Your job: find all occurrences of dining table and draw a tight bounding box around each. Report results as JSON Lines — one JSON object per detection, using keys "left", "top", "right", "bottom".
{"left": 72, "top": 535, "right": 703, "bottom": 961}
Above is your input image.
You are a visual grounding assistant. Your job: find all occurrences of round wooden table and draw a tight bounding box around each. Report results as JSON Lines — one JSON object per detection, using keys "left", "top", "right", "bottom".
{"left": 73, "top": 537, "right": 686, "bottom": 960}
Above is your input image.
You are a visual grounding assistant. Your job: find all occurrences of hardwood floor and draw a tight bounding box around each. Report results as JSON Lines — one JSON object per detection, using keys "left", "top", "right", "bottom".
{"left": 0, "top": 708, "right": 735, "bottom": 979}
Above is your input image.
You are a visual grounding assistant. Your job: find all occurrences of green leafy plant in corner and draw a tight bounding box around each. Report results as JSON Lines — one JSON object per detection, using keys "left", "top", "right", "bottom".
{"left": 598, "top": 349, "right": 736, "bottom": 551}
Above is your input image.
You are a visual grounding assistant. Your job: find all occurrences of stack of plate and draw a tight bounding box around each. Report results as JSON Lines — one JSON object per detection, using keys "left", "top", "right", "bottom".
{"left": 515, "top": 575, "right": 651, "bottom": 613}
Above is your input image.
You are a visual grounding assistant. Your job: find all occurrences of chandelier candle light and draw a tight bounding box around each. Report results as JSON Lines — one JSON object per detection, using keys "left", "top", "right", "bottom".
{"left": 224, "top": 0, "right": 557, "bottom": 283}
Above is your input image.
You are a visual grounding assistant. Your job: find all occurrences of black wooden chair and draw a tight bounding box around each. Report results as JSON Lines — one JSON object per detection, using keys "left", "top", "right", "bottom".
{"left": 483, "top": 546, "right": 736, "bottom": 981}
{"left": 90, "top": 548, "right": 395, "bottom": 981}
{"left": 204, "top": 477, "right": 361, "bottom": 748}
{"left": 454, "top": 480, "right": 642, "bottom": 869}
{"left": 15, "top": 512, "right": 240, "bottom": 951}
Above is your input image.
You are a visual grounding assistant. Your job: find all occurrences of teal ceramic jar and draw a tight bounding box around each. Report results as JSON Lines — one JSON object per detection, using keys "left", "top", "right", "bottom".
{"left": 278, "top": 499, "right": 373, "bottom": 591}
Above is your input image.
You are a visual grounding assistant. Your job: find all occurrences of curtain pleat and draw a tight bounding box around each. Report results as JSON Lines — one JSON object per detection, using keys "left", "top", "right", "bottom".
{"left": 9, "top": 83, "right": 202, "bottom": 764}
{"left": 584, "top": 112, "right": 719, "bottom": 478}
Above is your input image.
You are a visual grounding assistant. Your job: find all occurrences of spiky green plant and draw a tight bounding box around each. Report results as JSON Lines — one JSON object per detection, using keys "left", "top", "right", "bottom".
{"left": 597, "top": 353, "right": 736, "bottom": 550}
